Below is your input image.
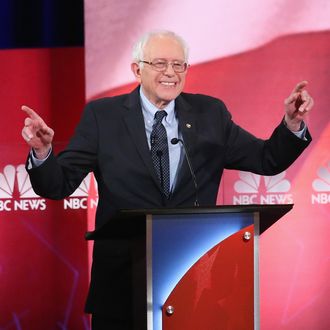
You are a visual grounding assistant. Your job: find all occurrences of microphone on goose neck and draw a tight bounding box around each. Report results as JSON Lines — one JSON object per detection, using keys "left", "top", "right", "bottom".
{"left": 171, "top": 137, "right": 199, "bottom": 207}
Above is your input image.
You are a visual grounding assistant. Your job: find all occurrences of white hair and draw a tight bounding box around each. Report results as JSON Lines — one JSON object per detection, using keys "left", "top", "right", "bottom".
{"left": 132, "top": 30, "right": 189, "bottom": 63}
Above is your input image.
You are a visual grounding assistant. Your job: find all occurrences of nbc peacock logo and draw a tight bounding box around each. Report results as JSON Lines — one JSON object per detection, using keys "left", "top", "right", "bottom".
{"left": 63, "top": 172, "right": 99, "bottom": 210}
{"left": 233, "top": 171, "right": 293, "bottom": 205}
{"left": 311, "top": 162, "right": 330, "bottom": 204}
{"left": 0, "top": 164, "right": 46, "bottom": 211}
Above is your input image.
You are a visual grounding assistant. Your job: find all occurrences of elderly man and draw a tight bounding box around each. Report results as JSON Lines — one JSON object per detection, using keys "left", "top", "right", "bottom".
{"left": 22, "top": 30, "right": 313, "bottom": 329}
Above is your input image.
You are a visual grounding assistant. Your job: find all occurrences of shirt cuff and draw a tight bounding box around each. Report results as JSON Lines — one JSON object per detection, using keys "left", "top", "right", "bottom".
{"left": 283, "top": 119, "right": 307, "bottom": 140}
{"left": 290, "top": 124, "right": 307, "bottom": 140}
{"left": 28, "top": 148, "right": 52, "bottom": 168}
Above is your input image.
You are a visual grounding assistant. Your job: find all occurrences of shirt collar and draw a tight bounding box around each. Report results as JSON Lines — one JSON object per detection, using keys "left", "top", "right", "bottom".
{"left": 139, "top": 86, "right": 176, "bottom": 124}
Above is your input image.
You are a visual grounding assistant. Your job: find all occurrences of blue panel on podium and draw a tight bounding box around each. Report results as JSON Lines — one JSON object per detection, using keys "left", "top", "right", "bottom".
{"left": 151, "top": 212, "right": 254, "bottom": 329}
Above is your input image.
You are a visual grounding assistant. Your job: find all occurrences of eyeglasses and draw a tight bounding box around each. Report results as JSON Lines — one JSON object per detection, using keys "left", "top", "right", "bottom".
{"left": 140, "top": 59, "right": 188, "bottom": 73}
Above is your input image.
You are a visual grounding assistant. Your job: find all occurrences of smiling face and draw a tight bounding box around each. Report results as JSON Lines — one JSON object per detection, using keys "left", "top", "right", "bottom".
{"left": 131, "top": 35, "right": 188, "bottom": 109}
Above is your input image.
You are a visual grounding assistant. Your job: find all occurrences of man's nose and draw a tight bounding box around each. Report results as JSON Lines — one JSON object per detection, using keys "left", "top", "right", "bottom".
{"left": 163, "top": 63, "right": 176, "bottom": 75}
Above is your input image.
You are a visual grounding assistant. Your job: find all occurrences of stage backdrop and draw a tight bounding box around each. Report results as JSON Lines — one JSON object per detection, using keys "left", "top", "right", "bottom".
{"left": 0, "top": 1, "right": 91, "bottom": 329}
{"left": 0, "top": 0, "right": 329, "bottom": 329}
{"left": 85, "top": 0, "right": 330, "bottom": 329}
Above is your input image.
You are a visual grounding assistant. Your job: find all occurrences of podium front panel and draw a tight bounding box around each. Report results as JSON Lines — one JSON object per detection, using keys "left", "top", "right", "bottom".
{"left": 146, "top": 212, "right": 258, "bottom": 330}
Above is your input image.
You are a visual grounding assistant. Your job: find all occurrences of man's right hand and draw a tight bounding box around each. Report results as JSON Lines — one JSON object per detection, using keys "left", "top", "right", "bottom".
{"left": 21, "top": 105, "right": 54, "bottom": 159}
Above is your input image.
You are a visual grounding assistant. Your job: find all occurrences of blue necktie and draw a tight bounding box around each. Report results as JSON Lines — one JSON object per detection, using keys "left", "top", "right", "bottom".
{"left": 151, "top": 111, "right": 170, "bottom": 198}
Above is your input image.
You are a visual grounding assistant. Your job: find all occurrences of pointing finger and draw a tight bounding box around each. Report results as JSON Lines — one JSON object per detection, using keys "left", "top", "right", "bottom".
{"left": 21, "top": 105, "right": 42, "bottom": 120}
{"left": 292, "top": 80, "right": 308, "bottom": 94}
{"left": 24, "top": 116, "right": 46, "bottom": 131}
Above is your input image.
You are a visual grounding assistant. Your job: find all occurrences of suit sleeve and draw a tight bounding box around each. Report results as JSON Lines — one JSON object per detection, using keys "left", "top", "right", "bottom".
{"left": 26, "top": 102, "right": 99, "bottom": 199}
{"left": 222, "top": 107, "right": 312, "bottom": 175}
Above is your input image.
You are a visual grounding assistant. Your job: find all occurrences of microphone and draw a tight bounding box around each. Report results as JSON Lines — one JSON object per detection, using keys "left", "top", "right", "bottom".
{"left": 171, "top": 138, "right": 199, "bottom": 206}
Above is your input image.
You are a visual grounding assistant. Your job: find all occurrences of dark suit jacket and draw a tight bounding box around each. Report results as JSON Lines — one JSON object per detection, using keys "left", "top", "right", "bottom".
{"left": 27, "top": 86, "right": 311, "bottom": 317}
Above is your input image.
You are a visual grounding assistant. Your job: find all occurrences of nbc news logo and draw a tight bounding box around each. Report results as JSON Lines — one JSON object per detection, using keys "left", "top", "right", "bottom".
{"left": 233, "top": 171, "right": 293, "bottom": 205}
{"left": 63, "top": 172, "right": 98, "bottom": 210}
{"left": 0, "top": 164, "right": 46, "bottom": 211}
{"left": 0, "top": 165, "right": 99, "bottom": 212}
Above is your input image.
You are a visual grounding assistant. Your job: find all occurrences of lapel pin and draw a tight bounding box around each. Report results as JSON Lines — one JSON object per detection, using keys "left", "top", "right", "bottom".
{"left": 186, "top": 123, "right": 192, "bottom": 128}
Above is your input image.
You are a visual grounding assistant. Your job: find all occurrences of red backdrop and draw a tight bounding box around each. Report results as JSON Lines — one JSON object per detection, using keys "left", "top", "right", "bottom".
{"left": 0, "top": 48, "right": 90, "bottom": 329}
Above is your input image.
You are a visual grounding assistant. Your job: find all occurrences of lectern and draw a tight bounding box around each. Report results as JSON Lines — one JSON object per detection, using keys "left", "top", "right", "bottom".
{"left": 86, "top": 204, "right": 293, "bottom": 330}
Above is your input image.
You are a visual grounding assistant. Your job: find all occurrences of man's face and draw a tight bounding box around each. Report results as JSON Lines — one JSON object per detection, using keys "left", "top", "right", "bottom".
{"left": 131, "top": 35, "right": 187, "bottom": 109}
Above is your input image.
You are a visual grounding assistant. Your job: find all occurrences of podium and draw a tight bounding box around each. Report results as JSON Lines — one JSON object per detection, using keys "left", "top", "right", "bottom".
{"left": 86, "top": 204, "right": 293, "bottom": 330}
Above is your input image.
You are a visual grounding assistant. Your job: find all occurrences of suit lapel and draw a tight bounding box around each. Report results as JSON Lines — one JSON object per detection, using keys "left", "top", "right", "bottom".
{"left": 176, "top": 94, "right": 197, "bottom": 153}
{"left": 173, "top": 95, "right": 198, "bottom": 193}
{"left": 123, "top": 87, "right": 161, "bottom": 190}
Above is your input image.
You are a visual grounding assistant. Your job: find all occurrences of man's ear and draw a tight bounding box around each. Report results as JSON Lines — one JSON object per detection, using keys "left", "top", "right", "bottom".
{"left": 131, "top": 63, "right": 142, "bottom": 82}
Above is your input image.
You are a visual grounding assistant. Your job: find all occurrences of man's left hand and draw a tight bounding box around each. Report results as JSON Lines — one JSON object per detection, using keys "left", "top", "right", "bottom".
{"left": 284, "top": 81, "right": 314, "bottom": 131}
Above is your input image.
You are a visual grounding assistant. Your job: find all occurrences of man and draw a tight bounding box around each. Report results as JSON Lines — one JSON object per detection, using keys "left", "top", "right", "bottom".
{"left": 21, "top": 30, "right": 313, "bottom": 329}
